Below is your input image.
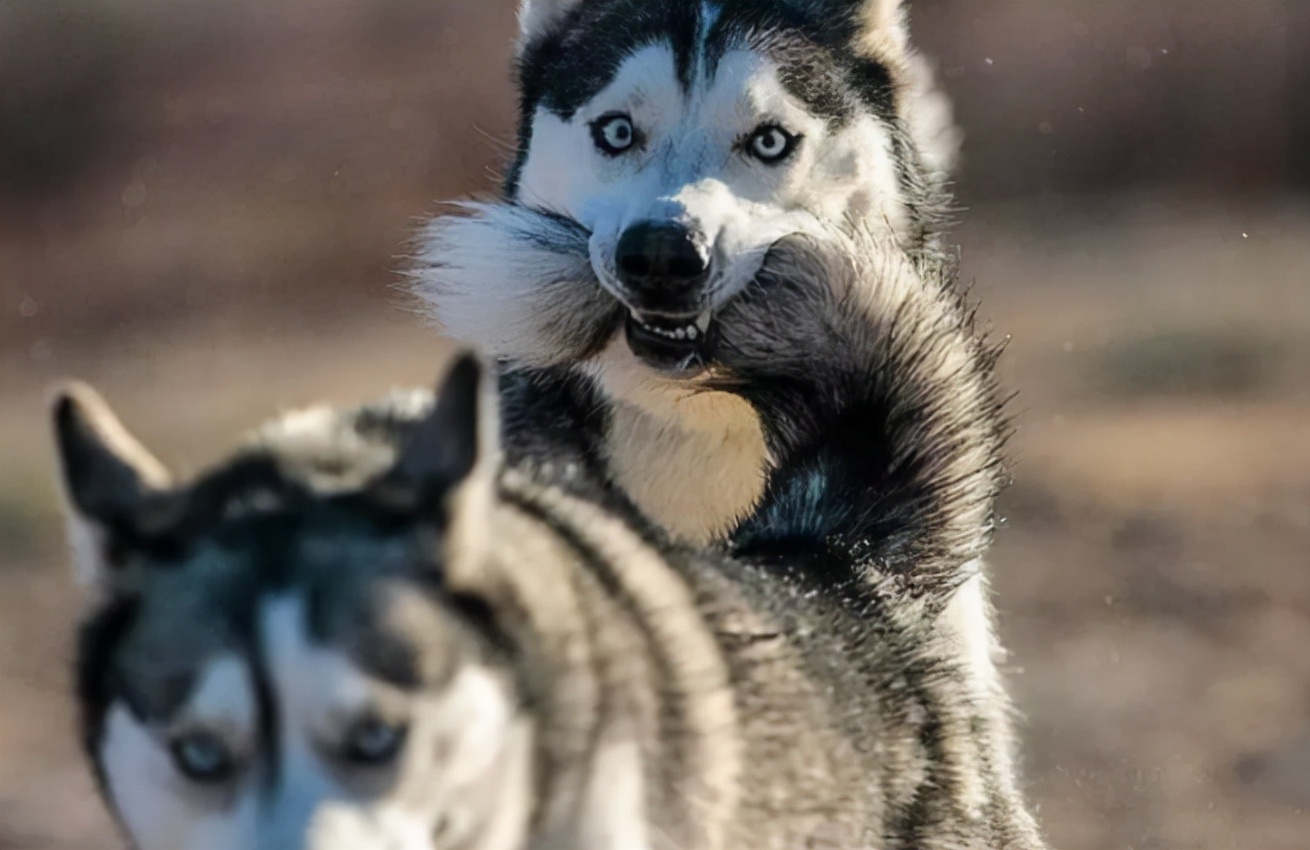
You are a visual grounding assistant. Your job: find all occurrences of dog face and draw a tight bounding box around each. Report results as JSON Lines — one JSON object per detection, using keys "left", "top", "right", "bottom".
{"left": 492, "top": 0, "right": 954, "bottom": 373}
{"left": 52, "top": 359, "right": 533, "bottom": 850}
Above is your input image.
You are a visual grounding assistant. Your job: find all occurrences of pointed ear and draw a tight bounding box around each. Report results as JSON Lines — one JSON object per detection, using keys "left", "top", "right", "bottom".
{"left": 50, "top": 382, "right": 172, "bottom": 596}
{"left": 515, "top": 0, "right": 584, "bottom": 52}
{"left": 850, "top": 0, "right": 911, "bottom": 65}
{"left": 381, "top": 351, "right": 500, "bottom": 571}
{"left": 403, "top": 348, "right": 500, "bottom": 573}
{"left": 846, "top": 0, "right": 958, "bottom": 178}
{"left": 392, "top": 351, "right": 498, "bottom": 493}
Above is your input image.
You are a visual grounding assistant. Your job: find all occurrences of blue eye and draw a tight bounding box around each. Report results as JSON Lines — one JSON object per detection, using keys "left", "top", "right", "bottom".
{"left": 591, "top": 112, "right": 638, "bottom": 156}
{"left": 746, "top": 124, "right": 801, "bottom": 164}
{"left": 170, "top": 731, "right": 237, "bottom": 783}
{"left": 341, "top": 717, "right": 408, "bottom": 766}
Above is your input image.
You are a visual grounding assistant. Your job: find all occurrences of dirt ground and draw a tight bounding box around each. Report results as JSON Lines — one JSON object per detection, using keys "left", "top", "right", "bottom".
{"left": 2, "top": 201, "right": 1308, "bottom": 849}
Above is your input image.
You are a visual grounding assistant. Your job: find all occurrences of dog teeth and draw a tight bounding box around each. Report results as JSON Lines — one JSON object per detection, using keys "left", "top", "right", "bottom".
{"left": 629, "top": 309, "right": 709, "bottom": 343}
{"left": 637, "top": 321, "right": 698, "bottom": 341}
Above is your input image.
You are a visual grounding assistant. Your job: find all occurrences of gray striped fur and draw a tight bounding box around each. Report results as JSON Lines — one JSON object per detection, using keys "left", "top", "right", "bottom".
{"left": 52, "top": 344, "right": 1042, "bottom": 849}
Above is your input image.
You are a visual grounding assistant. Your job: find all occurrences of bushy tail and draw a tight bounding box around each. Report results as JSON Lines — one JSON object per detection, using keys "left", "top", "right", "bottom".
{"left": 710, "top": 227, "right": 1008, "bottom": 602}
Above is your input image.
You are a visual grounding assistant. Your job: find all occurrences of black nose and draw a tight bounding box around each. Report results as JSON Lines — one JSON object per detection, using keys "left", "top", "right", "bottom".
{"left": 614, "top": 222, "right": 710, "bottom": 300}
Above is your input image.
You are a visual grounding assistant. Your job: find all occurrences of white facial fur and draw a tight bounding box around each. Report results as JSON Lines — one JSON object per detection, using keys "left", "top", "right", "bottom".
{"left": 515, "top": 44, "right": 908, "bottom": 313}
{"left": 99, "top": 595, "right": 531, "bottom": 850}
{"left": 416, "top": 14, "right": 943, "bottom": 545}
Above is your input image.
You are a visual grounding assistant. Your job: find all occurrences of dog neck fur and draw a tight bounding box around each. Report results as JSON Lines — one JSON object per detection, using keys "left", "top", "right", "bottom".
{"left": 587, "top": 339, "right": 770, "bottom": 545}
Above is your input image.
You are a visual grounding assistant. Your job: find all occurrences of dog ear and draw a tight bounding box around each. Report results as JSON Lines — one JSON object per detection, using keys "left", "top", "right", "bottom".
{"left": 516, "top": 0, "right": 584, "bottom": 51}
{"left": 848, "top": 0, "right": 911, "bottom": 63}
{"left": 50, "top": 382, "right": 173, "bottom": 599}
{"left": 390, "top": 351, "right": 496, "bottom": 493}
{"left": 846, "top": 0, "right": 960, "bottom": 180}
{"left": 900, "top": 50, "right": 961, "bottom": 183}
{"left": 380, "top": 351, "right": 501, "bottom": 575}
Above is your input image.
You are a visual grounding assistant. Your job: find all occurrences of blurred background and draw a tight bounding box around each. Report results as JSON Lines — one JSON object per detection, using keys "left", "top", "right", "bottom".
{"left": 1, "top": 1, "right": 1307, "bottom": 847}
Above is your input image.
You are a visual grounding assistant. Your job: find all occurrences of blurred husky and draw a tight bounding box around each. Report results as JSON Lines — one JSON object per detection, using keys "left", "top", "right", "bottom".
{"left": 51, "top": 237, "right": 1042, "bottom": 849}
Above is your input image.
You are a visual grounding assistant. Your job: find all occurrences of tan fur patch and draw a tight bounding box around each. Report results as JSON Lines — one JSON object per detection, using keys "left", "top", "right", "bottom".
{"left": 588, "top": 340, "right": 769, "bottom": 546}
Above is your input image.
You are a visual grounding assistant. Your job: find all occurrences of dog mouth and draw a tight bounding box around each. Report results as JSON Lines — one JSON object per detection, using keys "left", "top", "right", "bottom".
{"left": 623, "top": 308, "right": 716, "bottom": 374}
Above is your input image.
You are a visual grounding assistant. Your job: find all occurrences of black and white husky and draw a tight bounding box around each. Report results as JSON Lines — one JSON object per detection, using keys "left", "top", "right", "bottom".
{"left": 411, "top": 0, "right": 1031, "bottom": 826}
{"left": 414, "top": 0, "right": 960, "bottom": 541}
{"left": 53, "top": 235, "right": 1040, "bottom": 849}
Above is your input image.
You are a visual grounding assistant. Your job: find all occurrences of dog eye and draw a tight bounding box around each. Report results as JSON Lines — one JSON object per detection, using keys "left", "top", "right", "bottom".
{"left": 745, "top": 124, "right": 801, "bottom": 164}
{"left": 590, "top": 112, "right": 638, "bottom": 156}
{"left": 169, "top": 731, "right": 237, "bottom": 783}
{"left": 340, "top": 717, "right": 409, "bottom": 767}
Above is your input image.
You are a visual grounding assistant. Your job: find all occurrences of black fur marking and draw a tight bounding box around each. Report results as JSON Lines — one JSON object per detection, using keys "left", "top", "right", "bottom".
{"left": 379, "top": 352, "right": 484, "bottom": 509}
{"left": 509, "top": 0, "right": 702, "bottom": 194}
{"left": 250, "top": 638, "right": 282, "bottom": 797}
{"left": 76, "top": 597, "right": 141, "bottom": 793}
{"left": 731, "top": 381, "right": 996, "bottom": 603}
{"left": 704, "top": 2, "right": 897, "bottom": 125}
{"left": 53, "top": 394, "right": 151, "bottom": 525}
{"left": 507, "top": 0, "right": 899, "bottom": 194}
{"left": 519, "top": 0, "right": 701, "bottom": 118}
{"left": 69, "top": 392, "right": 502, "bottom": 770}
{"left": 497, "top": 365, "right": 614, "bottom": 497}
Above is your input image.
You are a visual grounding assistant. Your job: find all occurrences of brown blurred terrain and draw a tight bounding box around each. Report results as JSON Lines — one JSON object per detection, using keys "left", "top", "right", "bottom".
{"left": 2, "top": 1, "right": 1308, "bottom": 848}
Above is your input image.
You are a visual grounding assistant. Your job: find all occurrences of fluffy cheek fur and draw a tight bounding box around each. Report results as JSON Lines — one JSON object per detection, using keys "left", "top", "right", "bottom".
{"left": 411, "top": 203, "right": 622, "bottom": 367}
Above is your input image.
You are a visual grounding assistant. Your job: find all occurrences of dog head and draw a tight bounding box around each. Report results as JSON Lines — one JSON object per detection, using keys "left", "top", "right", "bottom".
{"left": 519, "top": 0, "right": 952, "bottom": 361}
{"left": 50, "top": 356, "right": 533, "bottom": 850}
{"left": 418, "top": 0, "right": 956, "bottom": 380}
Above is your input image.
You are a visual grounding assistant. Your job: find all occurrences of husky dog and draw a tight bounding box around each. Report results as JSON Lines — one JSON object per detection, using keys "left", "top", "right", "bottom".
{"left": 414, "top": 0, "right": 960, "bottom": 543}
{"left": 411, "top": 2, "right": 1034, "bottom": 835}
{"left": 51, "top": 247, "right": 1040, "bottom": 849}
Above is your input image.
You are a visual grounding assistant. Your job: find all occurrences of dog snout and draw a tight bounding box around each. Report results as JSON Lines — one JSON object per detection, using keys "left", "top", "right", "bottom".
{"left": 614, "top": 221, "right": 710, "bottom": 310}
